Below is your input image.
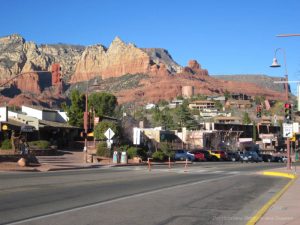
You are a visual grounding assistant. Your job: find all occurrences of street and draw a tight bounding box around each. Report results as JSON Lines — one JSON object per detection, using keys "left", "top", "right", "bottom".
{"left": 0, "top": 162, "right": 290, "bottom": 225}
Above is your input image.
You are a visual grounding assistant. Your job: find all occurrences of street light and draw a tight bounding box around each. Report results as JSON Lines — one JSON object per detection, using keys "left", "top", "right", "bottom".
{"left": 270, "top": 48, "right": 291, "bottom": 170}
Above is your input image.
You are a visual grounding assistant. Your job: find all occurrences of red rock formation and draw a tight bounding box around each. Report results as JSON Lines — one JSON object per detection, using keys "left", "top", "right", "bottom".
{"left": 182, "top": 60, "right": 208, "bottom": 76}
{"left": 15, "top": 72, "right": 41, "bottom": 94}
{"left": 71, "top": 37, "right": 153, "bottom": 82}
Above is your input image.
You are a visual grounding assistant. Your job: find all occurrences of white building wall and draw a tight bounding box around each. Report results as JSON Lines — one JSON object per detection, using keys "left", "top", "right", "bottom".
{"left": 22, "top": 106, "right": 43, "bottom": 120}
{"left": 0, "top": 106, "right": 7, "bottom": 122}
{"left": 8, "top": 111, "right": 18, "bottom": 118}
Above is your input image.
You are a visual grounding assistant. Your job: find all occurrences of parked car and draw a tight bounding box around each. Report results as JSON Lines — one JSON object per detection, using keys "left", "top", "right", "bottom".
{"left": 227, "top": 152, "right": 241, "bottom": 162}
{"left": 207, "top": 150, "right": 220, "bottom": 161}
{"left": 272, "top": 155, "right": 288, "bottom": 163}
{"left": 241, "top": 151, "right": 262, "bottom": 163}
{"left": 213, "top": 150, "right": 228, "bottom": 161}
{"left": 189, "top": 150, "right": 206, "bottom": 161}
{"left": 174, "top": 150, "right": 195, "bottom": 161}
{"left": 196, "top": 150, "right": 212, "bottom": 161}
{"left": 261, "top": 154, "right": 274, "bottom": 162}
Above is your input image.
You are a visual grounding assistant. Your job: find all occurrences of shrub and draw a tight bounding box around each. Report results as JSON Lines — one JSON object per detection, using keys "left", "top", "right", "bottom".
{"left": 152, "top": 151, "right": 166, "bottom": 161}
{"left": 96, "top": 142, "right": 111, "bottom": 157}
{"left": 1, "top": 139, "right": 12, "bottom": 150}
{"left": 28, "top": 140, "right": 50, "bottom": 149}
{"left": 127, "top": 147, "right": 137, "bottom": 159}
{"left": 127, "top": 147, "right": 147, "bottom": 160}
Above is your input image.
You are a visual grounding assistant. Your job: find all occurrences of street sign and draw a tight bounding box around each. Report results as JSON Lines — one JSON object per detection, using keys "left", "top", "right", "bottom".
{"left": 283, "top": 123, "right": 293, "bottom": 138}
{"left": 104, "top": 128, "right": 115, "bottom": 140}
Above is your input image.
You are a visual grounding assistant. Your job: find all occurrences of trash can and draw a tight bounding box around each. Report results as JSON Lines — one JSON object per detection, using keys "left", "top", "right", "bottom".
{"left": 87, "top": 154, "right": 93, "bottom": 163}
{"left": 113, "top": 151, "right": 119, "bottom": 164}
{"left": 296, "top": 152, "right": 299, "bottom": 161}
{"left": 120, "top": 151, "right": 128, "bottom": 164}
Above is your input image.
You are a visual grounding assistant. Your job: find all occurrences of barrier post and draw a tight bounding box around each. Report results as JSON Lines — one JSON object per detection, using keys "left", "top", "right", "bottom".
{"left": 148, "top": 158, "right": 151, "bottom": 171}
{"left": 184, "top": 158, "right": 188, "bottom": 171}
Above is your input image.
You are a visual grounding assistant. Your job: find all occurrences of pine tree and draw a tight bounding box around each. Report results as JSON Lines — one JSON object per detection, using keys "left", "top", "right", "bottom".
{"left": 63, "top": 90, "right": 85, "bottom": 127}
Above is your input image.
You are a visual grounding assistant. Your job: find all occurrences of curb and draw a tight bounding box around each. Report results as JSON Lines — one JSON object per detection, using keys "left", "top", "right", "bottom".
{"left": 246, "top": 171, "right": 298, "bottom": 225}
{"left": 262, "top": 171, "right": 297, "bottom": 179}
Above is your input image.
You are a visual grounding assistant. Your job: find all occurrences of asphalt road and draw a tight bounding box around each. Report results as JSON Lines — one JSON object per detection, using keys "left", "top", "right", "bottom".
{"left": 0, "top": 162, "right": 290, "bottom": 225}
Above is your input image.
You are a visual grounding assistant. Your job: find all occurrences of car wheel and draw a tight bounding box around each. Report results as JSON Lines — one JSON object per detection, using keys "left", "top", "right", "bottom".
{"left": 180, "top": 157, "right": 184, "bottom": 161}
{"left": 268, "top": 159, "right": 271, "bottom": 162}
{"left": 232, "top": 158, "right": 236, "bottom": 162}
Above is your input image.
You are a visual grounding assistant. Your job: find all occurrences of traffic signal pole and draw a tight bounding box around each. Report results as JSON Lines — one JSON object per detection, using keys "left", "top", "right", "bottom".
{"left": 284, "top": 75, "right": 292, "bottom": 170}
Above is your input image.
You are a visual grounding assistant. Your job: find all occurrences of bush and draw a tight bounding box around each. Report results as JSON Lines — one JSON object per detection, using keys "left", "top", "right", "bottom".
{"left": 1, "top": 139, "right": 12, "bottom": 150}
{"left": 96, "top": 142, "right": 111, "bottom": 157}
{"left": 28, "top": 140, "right": 50, "bottom": 149}
{"left": 152, "top": 151, "right": 166, "bottom": 161}
{"left": 127, "top": 147, "right": 147, "bottom": 160}
{"left": 127, "top": 147, "right": 137, "bottom": 159}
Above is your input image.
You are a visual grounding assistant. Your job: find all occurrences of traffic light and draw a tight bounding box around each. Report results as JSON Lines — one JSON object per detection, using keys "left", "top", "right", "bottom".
{"left": 256, "top": 105, "right": 262, "bottom": 118}
{"left": 284, "top": 103, "right": 292, "bottom": 123}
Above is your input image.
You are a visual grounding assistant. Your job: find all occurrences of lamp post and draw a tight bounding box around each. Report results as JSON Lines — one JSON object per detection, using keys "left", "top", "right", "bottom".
{"left": 270, "top": 48, "right": 291, "bottom": 170}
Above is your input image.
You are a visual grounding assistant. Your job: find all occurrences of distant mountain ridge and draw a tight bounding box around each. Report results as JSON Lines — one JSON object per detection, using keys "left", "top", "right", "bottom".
{"left": 0, "top": 34, "right": 286, "bottom": 107}
{"left": 213, "top": 74, "right": 287, "bottom": 93}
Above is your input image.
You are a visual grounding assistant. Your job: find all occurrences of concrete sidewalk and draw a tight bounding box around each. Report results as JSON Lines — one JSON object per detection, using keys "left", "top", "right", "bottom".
{"left": 254, "top": 166, "right": 299, "bottom": 225}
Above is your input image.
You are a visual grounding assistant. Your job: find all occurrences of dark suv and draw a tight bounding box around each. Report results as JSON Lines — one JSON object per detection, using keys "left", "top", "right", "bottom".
{"left": 241, "top": 151, "right": 262, "bottom": 163}
{"left": 227, "top": 152, "right": 241, "bottom": 162}
{"left": 261, "top": 154, "right": 274, "bottom": 162}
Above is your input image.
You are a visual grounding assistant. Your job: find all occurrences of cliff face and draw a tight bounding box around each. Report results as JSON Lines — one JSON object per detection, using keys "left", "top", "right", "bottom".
{"left": 70, "top": 37, "right": 182, "bottom": 82}
{"left": 0, "top": 34, "right": 84, "bottom": 82}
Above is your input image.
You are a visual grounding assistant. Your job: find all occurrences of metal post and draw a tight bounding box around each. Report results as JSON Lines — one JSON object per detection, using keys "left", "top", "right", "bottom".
{"left": 84, "top": 81, "right": 89, "bottom": 163}
{"left": 283, "top": 64, "right": 291, "bottom": 170}
{"left": 282, "top": 50, "right": 291, "bottom": 170}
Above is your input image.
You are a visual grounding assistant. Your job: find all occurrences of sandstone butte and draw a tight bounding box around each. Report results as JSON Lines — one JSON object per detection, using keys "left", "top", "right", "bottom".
{"left": 0, "top": 34, "right": 286, "bottom": 107}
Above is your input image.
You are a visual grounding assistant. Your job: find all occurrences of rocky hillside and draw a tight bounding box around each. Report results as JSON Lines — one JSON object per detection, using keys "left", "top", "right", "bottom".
{"left": 0, "top": 34, "right": 287, "bottom": 107}
{"left": 70, "top": 37, "right": 183, "bottom": 82}
{"left": 213, "top": 74, "right": 287, "bottom": 93}
{"left": 0, "top": 34, "right": 84, "bottom": 80}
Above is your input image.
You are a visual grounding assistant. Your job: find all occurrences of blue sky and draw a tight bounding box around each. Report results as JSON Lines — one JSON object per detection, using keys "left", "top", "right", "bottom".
{"left": 1, "top": 0, "right": 300, "bottom": 94}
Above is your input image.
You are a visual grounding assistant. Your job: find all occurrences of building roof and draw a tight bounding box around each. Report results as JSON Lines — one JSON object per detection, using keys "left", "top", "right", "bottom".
{"left": 214, "top": 116, "right": 240, "bottom": 121}
{"left": 22, "top": 105, "right": 60, "bottom": 113}
{"left": 39, "top": 120, "right": 78, "bottom": 129}
{"left": 227, "top": 100, "right": 252, "bottom": 104}
{"left": 190, "top": 100, "right": 215, "bottom": 104}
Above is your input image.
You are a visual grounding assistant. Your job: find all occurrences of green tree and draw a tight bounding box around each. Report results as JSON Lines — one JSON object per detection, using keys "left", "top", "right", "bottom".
{"left": 254, "top": 96, "right": 266, "bottom": 105}
{"left": 176, "top": 104, "right": 198, "bottom": 130}
{"left": 224, "top": 90, "right": 231, "bottom": 100}
{"left": 242, "top": 112, "right": 251, "bottom": 125}
{"left": 214, "top": 100, "right": 223, "bottom": 111}
{"left": 63, "top": 90, "right": 85, "bottom": 127}
{"left": 94, "top": 120, "right": 120, "bottom": 140}
{"left": 89, "top": 92, "right": 117, "bottom": 117}
{"left": 161, "top": 109, "right": 176, "bottom": 130}
{"left": 152, "top": 108, "right": 176, "bottom": 130}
